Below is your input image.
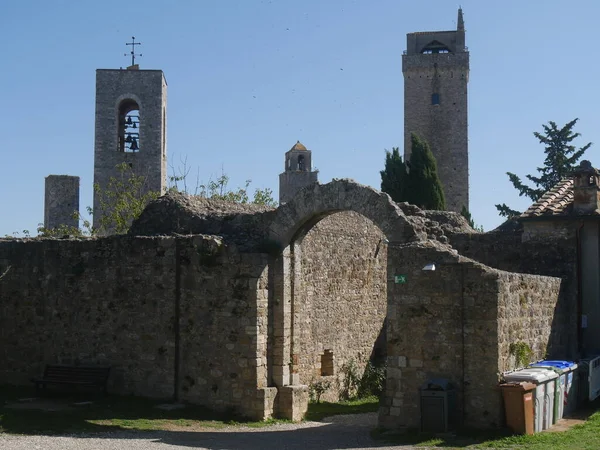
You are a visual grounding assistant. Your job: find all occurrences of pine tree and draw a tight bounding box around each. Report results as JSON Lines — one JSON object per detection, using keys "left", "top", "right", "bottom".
{"left": 496, "top": 119, "right": 592, "bottom": 218}
{"left": 380, "top": 147, "right": 407, "bottom": 203}
{"left": 407, "top": 133, "right": 446, "bottom": 210}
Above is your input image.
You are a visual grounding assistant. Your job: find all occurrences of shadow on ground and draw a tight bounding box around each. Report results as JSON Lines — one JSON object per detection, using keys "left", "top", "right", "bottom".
{"left": 3, "top": 385, "right": 600, "bottom": 449}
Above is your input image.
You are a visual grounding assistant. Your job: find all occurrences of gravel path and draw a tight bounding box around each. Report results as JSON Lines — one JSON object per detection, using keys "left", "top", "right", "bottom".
{"left": 0, "top": 413, "right": 427, "bottom": 450}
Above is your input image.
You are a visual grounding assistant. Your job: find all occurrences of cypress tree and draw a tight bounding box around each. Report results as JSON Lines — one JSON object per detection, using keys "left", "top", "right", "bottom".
{"left": 407, "top": 133, "right": 446, "bottom": 210}
{"left": 380, "top": 147, "right": 407, "bottom": 203}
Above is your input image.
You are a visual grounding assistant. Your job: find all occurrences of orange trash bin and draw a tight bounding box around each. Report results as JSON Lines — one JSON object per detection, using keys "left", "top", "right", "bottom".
{"left": 500, "top": 382, "right": 536, "bottom": 435}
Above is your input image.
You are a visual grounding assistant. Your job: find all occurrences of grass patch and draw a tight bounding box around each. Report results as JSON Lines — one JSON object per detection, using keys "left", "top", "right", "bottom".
{"left": 373, "top": 401, "right": 600, "bottom": 449}
{"left": 305, "top": 395, "right": 380, "bottom": 422}
{"left": 0, "top": 385, "right": 287, "bottom": 435}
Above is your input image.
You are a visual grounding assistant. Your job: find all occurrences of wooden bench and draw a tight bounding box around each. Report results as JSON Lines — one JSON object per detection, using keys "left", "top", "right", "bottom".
{"left": 32, "top": 364, "right": 111, "bottom": 395}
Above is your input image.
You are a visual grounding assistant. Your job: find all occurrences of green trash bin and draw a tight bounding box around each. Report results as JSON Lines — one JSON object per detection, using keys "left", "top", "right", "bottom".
{"left": 420, "top": 378, "right": 457, "bottom": 433}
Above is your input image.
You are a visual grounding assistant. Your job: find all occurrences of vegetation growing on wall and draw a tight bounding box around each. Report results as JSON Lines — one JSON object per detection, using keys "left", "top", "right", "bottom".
{"left": 509, "top": 341, "right": 533, "bottom": 368}
{"left": 337, "top": 359, "right": 386, "bottom": 401}
{"left": 168, "top": 159, "right": 276, "bottom": 207}
{"left": 38, "top": 162, "right": 276, "bottom": 237}
{"left": 308, "top": 379, "right": 332, "bottom": 404}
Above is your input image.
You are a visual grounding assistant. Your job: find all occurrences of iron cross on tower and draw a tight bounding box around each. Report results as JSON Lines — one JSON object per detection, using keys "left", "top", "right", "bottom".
{"left": 125, "top": 36, "right": 142, "bottom": 66}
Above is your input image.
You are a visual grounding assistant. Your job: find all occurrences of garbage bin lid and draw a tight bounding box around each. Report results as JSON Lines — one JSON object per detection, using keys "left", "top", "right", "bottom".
{"left": 420, "top": 378, "right": 453, "bottom": 390}
{"left": 534, "top": 360, "right": 575, "bottom": 369}
{"left": 499, "top": 381, "right": 536, "bottom": 391}
{"left": 504, "top": 368, "right": 557, "bottom": 383}
{"left": 520, "top": 368, "right": 559, "bottom": 380}
{"left": 530, "top": 363, "right": 566, "bottom": 374}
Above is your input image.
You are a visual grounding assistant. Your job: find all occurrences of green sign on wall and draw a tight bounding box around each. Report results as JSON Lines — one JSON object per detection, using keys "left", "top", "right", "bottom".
{"left": 394, "top": 274, "right": 407, "bottom": 284}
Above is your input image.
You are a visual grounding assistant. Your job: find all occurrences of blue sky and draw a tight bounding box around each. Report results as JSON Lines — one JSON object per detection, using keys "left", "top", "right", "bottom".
{"left": 1, "top": 0, "right": 598, "bottom": 236}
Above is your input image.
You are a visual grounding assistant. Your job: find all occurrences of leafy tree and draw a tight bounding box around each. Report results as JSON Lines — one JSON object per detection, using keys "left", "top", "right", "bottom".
{"left": 380, "top": 147, "right": 407, "bottom": 203}
{"left": 38, "top": 162, "right": 159, "bottom": 237}
{"left": 407, "top": 133, "right": 446, "bottom": 210}
{"left": 94, "top": 163, "right": 161, "bottom": 234}
{"left": 496, "top": 119, "right": 592, "bottom": 218}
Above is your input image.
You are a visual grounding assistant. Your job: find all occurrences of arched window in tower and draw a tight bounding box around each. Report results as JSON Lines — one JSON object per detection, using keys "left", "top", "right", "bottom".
{"left": 118, "top": 99, "right": 140, "bottom": 153}
{"left": 298, "top": 154, "right": 305, "bottom": 171}
{"left": 421, "top": 40, "right": 451, "bottom": 54}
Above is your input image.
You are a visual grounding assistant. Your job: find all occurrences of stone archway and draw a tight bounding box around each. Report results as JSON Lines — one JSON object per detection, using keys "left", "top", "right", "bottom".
{"left": 266, "top": 179, "right": 423, "bottom": 419}
{"left": 268, "top": 179, "right": 422, "bottom": 248}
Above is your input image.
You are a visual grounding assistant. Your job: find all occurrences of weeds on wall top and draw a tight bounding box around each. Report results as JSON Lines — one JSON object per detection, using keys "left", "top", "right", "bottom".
{"left": 34, "top": 161, "right": 277, "bottom": 238}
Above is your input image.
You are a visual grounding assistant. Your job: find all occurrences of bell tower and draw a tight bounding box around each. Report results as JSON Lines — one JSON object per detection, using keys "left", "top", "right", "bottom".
{"left": 92, "top": 44, "right": 167, "bottom": 230}
{"left": 279, "top": 141, "right": 319, "bottom": 204}
{"left": 403, "top": 8, "right": 469, "bottom": 213}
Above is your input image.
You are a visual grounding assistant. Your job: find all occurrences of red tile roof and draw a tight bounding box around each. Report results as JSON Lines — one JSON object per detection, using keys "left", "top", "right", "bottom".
{"left": 520, "top": 178, "right": 574, "bottom": 218}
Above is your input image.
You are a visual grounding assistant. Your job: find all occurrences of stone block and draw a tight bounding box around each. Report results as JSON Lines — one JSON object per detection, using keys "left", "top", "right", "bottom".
{"left": 278, "top": 385, "right": 309, "bottom": 422}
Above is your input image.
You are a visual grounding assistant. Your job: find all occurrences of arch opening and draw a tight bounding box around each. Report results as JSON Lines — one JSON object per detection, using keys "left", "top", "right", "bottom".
{"left": 297, "top": 154, "right": 305, "bottom": 171}
{"left": 421, "top": 40, "right": 451, "bottom": 54}
{"left": 118, "top": 99, "right": 140, "bottom": 153}
{"left": 264, "top": 180, "right": 420, "bottom": 419}
{"left": 283, "top": 211, "right": 388, "bottom": 402}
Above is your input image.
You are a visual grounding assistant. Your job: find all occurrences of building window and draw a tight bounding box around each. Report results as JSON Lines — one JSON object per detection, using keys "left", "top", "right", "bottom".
{"left": 298, "top": 154, "right": 305, "bottom": 171}
{"left": 118, "top": 99, "right": 140, "bottom": 152}
{"left": 431, "top": 93, "right": 440, "bottom": 105}
{"left": 321, "top": 350, "right": 334, "bottom": 376}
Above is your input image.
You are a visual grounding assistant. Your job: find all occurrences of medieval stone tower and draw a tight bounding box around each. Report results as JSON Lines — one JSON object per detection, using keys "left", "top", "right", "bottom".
{"left": 403, "top": 8, "right": 469, "bottom": 213}
{"left": 44, "top": 175, "right": 80, "bottom": 230}
{"left": 93, "top": 65, "right": 167, "bottom": 228}
{"left": 279, "top": 141, "right": 319, "bottom": 204}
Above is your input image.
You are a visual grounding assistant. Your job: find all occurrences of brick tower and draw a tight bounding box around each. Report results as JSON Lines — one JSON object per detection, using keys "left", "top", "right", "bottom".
{"left": 279, "top": 141, "right": 319, "bottom": 204}
{"left": 403, "top": 8, "right": 469, "bottom": 212}
{"left": 93, "top": 64, "right": 167, "bottom": 229}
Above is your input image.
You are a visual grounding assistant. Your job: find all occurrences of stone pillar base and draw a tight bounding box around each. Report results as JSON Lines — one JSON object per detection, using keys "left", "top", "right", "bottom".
{"left": 278, "top": 385, "right": 309, "bottom": 421}
{"left": 246, "top": 387, "right": 278, "bottom": 421}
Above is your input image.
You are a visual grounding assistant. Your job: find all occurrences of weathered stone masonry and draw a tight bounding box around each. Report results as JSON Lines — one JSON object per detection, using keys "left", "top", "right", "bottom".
{"left": 403, "top": 9, "right": 469, "bottom": 213}
{"left": 0, "top": 235, "right": 270, "bottom": 418}
{"left": 293, "top": 212, "right": 387, "bottom": 402}
{"left": 0, "top": 180, "right": 568, "bottom": 429}
{"left": 44, "top": 175, "right": 80, "bottom": 230}
{"left": 93, "top": 68, "right": 167, "bottom": 230}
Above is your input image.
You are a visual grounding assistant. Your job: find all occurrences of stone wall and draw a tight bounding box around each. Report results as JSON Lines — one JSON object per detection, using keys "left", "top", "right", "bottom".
{"left": 0, "top": 235, "right": 268, "bottom": 418}
{"left": 380, "top": 242, "right": 562, "bottom": 429}
{"left": 175, "top": 237, "right": 269, "bottom": 417}
{"left": 130, "top": 192, "right": 275, "bottom": 253}
{"left": 448, "top": 230, "right": 523, "bottom": 272}
{"left": 450, "top": 227, "right": 577, "bottom": 358}
{"left": 292, "top": 211, "right": 387, "bottom": 401}
{"left": 0, "top": 180, "right": 577, "bottom": 427}
{"left": 497, "top": 272, "right": 562, "bottom": 372}
{"left": 461, "top": 269, "right": 561, "bottom": 428}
